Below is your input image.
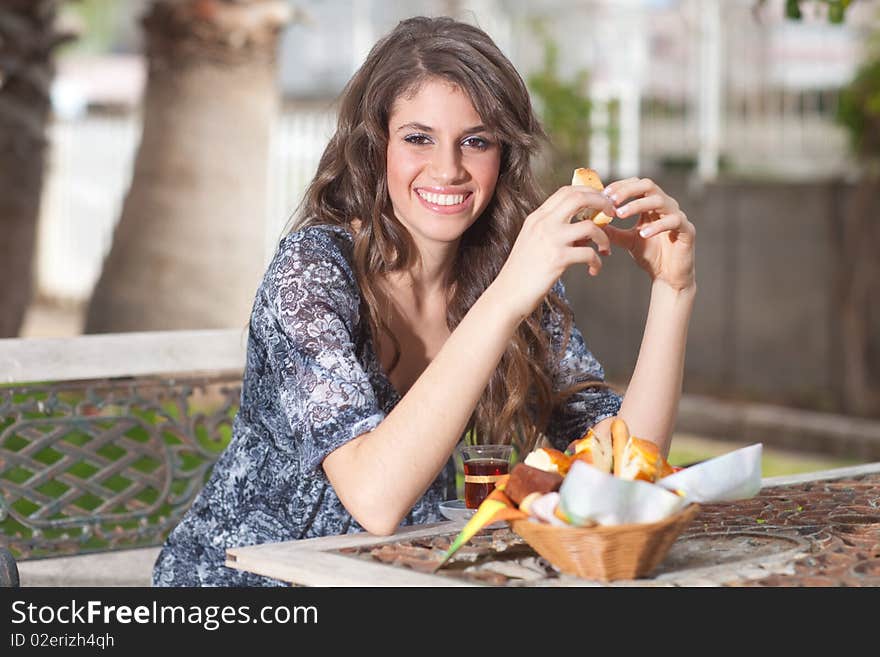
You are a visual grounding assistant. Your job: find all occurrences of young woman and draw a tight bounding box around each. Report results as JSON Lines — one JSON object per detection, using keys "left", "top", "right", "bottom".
{"left": 152, "top": 15, "right": 695, "bottom": 587}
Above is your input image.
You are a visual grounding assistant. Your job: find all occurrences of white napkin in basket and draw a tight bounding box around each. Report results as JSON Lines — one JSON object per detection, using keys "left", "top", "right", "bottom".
{"left": 656, "top": 443, "right": 763, "bottom": 503}
{"left": 559, "top": 461, "right": 688, "bottom": 526}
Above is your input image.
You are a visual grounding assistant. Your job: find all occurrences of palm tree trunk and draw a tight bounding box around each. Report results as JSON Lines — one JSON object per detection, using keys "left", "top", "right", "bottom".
{"left": 84, "top": 0, "right": 289, "bottom": 333}
{"left": 0, "top": 0, "right": 71, "bottom": 337}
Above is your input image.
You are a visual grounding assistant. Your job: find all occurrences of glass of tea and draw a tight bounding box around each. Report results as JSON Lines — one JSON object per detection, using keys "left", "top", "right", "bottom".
{"left": 460, "top": 444, "right": 514, "bottom": 509}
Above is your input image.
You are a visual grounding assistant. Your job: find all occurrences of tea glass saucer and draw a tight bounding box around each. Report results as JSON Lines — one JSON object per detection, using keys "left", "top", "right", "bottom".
{"left": 438, "top": 499, "right": 475, "bottom": 521}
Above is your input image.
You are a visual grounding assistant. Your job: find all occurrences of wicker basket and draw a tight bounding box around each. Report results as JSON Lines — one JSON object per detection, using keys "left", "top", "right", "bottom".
{"left": 511, "top": 504, "right": 700, "bottom": 581}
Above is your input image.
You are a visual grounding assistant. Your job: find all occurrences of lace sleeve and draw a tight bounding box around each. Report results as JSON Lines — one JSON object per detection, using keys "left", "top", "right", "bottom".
{"left": 264, "top": 227, "right": 386, "bottom": 474}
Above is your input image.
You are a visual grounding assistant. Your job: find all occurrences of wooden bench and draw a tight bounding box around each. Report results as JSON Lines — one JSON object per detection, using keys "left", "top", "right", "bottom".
{"left": 0, "top": 329, "right": 247, "bottom": 586}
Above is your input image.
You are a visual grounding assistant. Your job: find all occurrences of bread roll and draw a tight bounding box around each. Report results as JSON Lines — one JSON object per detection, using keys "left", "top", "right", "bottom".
{"left": 571, "top": 167, "right": 614, "bottom": 226}
{"left": 564, "top": 427, "right": 613, "bottom": 474}
{"left": 618, "top": 436, "right": 675, "bottom": 483}
{"left": 523, "top": 447, "right": 572, "bottom": 475}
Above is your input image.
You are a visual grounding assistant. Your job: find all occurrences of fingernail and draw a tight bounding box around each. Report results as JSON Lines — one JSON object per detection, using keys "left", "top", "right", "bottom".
{"left": 639, "top": 227, "right": 651, "bottom": 238}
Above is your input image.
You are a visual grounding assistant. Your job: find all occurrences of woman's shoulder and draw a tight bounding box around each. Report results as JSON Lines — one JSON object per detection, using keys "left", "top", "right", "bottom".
{"left": 278, "top": 223, "right": 354, "bottom": 261}
{"left": 257, "top": 223, "right": 362, "bottom": 326}
{"left": 266, "top": 223, "right": 357, "bottom": 287}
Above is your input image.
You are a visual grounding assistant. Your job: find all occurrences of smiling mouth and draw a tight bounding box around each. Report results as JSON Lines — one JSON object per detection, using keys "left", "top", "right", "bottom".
{"left": 416, "top": 190, "right": 472, "bottom": 206}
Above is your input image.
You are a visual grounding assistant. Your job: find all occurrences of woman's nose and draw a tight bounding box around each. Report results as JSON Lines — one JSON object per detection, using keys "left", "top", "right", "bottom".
{"left": 427, "top": 145, "right": 466, "bottom": 183}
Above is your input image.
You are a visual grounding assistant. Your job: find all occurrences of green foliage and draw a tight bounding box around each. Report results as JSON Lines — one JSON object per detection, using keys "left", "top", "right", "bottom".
{"left": 837, "top": 61, "right": 880, "bottom": 155}
{"left": 774, "top": 0, "right": 853, "bottom": 23}
{"left": 60, "top": 0, "right": 124, "bottom": 54}
{"left": 836, "top": 27, "right": 880, "bottom": 158}
{"left": 526, "top": 21, "right": 593, "bottom": 184}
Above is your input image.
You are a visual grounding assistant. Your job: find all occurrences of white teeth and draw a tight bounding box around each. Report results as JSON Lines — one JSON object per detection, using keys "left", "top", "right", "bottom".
{"left": 417, "top": 190, "right": 466, "bottom": 206}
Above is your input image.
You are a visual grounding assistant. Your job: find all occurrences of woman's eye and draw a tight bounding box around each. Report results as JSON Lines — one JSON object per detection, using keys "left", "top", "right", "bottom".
{"left": 462, "top": 136, "right": 490, "bottom": 150}
{"left": 404, "top": 134, "right": 432, "bottom": 145}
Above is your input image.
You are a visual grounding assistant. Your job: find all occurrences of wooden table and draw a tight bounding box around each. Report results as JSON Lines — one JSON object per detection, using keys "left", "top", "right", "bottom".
{"left": 225, "top": 462, "right": 880, "bottom": 587}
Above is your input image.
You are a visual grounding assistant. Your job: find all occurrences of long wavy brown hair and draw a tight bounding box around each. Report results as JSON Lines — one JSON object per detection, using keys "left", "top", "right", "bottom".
{"left": 291, "top": 16, "right": 598, "bottom": 455}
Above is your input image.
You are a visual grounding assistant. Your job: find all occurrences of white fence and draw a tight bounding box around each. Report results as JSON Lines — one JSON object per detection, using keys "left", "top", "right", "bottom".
{"left": 517, "top": 0, "right": 866, "bottom": 178}
{"left": 37, "top": 115, "right": 140, "bottom": 302}
{"left": 264, "top": 106, "right": 337, "bottom": 256}
{"left": 639, "top": 88, "right": 852, "bottom": 178}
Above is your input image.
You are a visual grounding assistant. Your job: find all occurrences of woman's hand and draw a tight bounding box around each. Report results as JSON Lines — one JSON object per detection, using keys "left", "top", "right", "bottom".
{"left": 602, "top": 178, "right": 696, "bottom": 292}
{"left": 494, "top": 186, "right": 617, "bottom": 320}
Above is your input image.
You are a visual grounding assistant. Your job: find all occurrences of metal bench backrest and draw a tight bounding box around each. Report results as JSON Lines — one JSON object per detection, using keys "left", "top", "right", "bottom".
{"left": 0, "top": 330, "right": 246, "bottom": 560}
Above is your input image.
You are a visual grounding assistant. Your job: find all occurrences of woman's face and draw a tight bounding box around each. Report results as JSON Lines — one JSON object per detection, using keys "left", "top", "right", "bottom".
{"left": 386, "top": 78, "right": 501, "bottom": 252}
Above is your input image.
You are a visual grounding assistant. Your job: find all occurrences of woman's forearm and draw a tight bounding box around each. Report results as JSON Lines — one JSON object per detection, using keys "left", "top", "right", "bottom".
{"left": 617, "top": 280, "right": 696, "bottom": 456}
{"left": 323, "top": 278, "right": 522, "bottom": 534}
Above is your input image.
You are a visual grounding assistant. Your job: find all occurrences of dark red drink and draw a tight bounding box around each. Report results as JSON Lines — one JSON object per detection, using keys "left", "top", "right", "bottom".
{"left": 463, "top": 457, "right": 509, "bottom": 509}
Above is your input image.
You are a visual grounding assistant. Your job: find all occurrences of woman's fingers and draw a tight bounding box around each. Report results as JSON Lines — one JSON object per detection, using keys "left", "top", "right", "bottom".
{"left": 535, "top": 186, "right": 616, "bottom": 224}
{"left": 561, "top": 218, "right": 611, "bottom": 254}
{"left": 601, "top": 176, "right": 639, "bottom": 199}
{"left": 604, "top": 212, "right": 693, "bottom": 245}
{"left": 602, "top": 224, "right": 640, "bottom": 252}
{"left": 568, "top": 246, "right": 604, "bottom": 276}
{"left": 601, "top": 178, "right": 690, "bottom": 237}
{"left": 615, "top": 193, "right": 672, "bottom": 220}
{"left": 637, "top": 211, "right": 694, "bottom": 241}
{"left": 603, "top": 177, "right": 660, "bottom": 206}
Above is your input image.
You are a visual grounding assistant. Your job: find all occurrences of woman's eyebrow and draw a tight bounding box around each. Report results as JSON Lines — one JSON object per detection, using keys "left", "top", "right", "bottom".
{"left": 396, "top": 121, "right": 432, "bottom": 133}
{"left": 395, "top": 122, "right": 489, "bottom": 134}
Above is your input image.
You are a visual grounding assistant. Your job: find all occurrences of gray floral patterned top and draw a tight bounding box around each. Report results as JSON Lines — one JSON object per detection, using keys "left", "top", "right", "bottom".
{"left": 151, "top": 224, "right": 621, "bottom": 587}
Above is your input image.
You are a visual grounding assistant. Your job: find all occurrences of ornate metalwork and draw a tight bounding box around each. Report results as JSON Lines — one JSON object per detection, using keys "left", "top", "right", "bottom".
{"left": 0, "top": 375, "right": 241, "bottom": 559}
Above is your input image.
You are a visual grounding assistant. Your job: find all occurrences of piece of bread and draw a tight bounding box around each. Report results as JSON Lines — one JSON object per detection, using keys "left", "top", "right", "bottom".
{"left": 610, "top": 416, "right": 629, "bottom": 477}
{"left": 618, "top": 436, "right": 675, "bottom": 482}
{"left": 564, "top": 427, "right": 613, "bottom": 474}
{"left": 571, "top": 167, "right": 614, "bottom": 226}
{"left": 504, "top": 463, "right": 564, "bottom": 506}
{"left": 523, "top": 447, "right": 572, "bottom": 476}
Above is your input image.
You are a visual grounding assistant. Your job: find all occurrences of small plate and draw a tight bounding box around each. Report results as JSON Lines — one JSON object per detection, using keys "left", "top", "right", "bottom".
{"left": 438, "top": 499, "right": 475, "bottom": 522}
